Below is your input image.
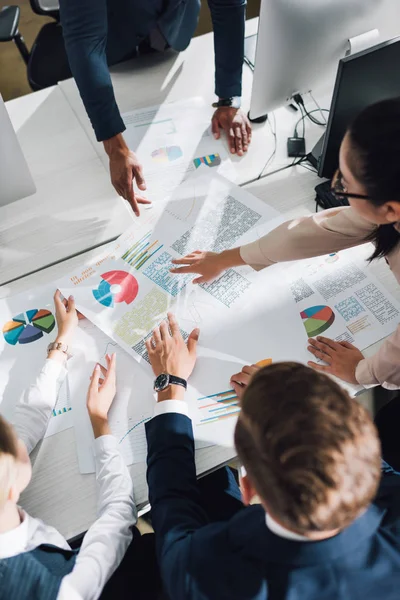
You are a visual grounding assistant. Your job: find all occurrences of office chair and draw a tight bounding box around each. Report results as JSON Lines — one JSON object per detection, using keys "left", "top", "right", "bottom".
{"left": 0, "top": 0, "right": 71, "bottom": 91}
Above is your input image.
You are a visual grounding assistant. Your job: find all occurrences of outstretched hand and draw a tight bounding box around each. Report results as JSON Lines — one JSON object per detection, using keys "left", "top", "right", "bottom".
{"left": 307, "top": 336, "right": 363, "bottom": 384}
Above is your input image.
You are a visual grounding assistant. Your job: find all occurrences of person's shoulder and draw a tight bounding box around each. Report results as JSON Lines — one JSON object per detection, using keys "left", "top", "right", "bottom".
{"left": 374, "top": 470, "right": 400, "bottom": 538}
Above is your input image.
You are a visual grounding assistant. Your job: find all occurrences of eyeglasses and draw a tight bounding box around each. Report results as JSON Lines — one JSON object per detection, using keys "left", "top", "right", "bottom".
{"left": 331, "top": 169, "right": 369, "bottom": 201}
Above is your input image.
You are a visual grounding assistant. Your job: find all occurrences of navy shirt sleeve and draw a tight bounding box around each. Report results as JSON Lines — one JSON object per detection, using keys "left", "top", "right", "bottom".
{"left": 59, "top": 0, "right": 126, "bottom": 142}
{"left": 208, "top": 0, "right": 246, "bottom": 98}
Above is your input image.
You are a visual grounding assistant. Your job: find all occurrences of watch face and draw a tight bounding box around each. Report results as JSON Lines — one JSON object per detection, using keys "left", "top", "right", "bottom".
{"left": 154, "top": 373, "right": 170, "bottom": 392}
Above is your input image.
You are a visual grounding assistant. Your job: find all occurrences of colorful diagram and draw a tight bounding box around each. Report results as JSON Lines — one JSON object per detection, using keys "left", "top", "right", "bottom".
{"left": 93, "top": 270, "right": 139, "bottom": 308}
{"left": 3, "top": 309, "right": 55, "bottom": 346}
{"left": 301, "top": 306, "right": 335, "bottom": 337}
{"left": 193, "top": 153, "right": 221, "bottom": 169}
{"left": 198, "top": 359, "right": 272, "bottom": 425}
{"left": 121, "top": 231, "right": 163, "bottom": 270}
{"left": 325, "top": 253, "right": 339, "bottom": 264}
{"left": 151, "top": 146, "right": 183, "bottom": 163}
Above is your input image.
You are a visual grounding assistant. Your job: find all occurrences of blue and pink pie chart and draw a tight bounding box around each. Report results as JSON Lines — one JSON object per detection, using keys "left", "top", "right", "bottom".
{"left": 93, "top": 270, "right": 139, "bottom": 308}
{"left": 3, "top": 309, "right": 56, "bottom": 346}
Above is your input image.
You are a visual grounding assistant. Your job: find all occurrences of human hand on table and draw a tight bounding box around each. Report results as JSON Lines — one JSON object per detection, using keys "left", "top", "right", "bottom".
{"left": 146, "top": 313, "right": 200, "bottom": 401}
{"left": 211, "top": 107, "right": 252, "bottom": 156}
{"left": 86, "top": 353, "right": 117, "bottom": 438}
{"left": 307, "top": 336, "right": 364, "bottom": 384}
{"left": 170, "top": 248, "right": 243, "bottom": 284}
{"left": 103, "top": 133, "right": 152, "bottom": 216}
{"left": 230, "top": 364, "right": 261, "bottom": 399}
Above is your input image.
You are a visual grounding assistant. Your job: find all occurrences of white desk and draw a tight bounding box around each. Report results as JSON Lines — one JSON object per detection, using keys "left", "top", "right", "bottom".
{"left": 1, "top": 87, "right": 134, "bottom": 286}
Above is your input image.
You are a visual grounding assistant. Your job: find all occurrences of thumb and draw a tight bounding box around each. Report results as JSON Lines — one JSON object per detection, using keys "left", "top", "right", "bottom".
{"left": 187, "top": 328, "right": 200, "bottom": 355}
{"left": 211, "top": 117, "right": 220, "bottom": 139}
{"left": 89, "top": 364, "right": 101, "bottom": 392}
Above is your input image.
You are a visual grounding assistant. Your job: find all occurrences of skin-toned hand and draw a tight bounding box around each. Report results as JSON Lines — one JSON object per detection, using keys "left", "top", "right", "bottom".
{"left": 211, "top": 107, "right": 252, "bottom": 156}
{"left": 230, "top": 364, "right": 261, "bottom": 399}
{"left": 86, "top": 353, "right": 117, "bottom": 438}
{"left": 170, "top": 248, "right": 243, "bottom": 284}
{"left": 54, "top": 290, "right": 78, "bottom": 345}
{"left": 307, "top": 336, "right": 364, "bottom": 384}
{"left": 103, "top": 133, "right": 151, "bottom": 217}
{"left": 146, "top": 313, "right": 199, "bottom": 380}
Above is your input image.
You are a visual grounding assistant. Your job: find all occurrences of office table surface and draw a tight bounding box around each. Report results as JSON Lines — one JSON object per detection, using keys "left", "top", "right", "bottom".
{"left": 1, "top": 87, "right": 134, "bottom": 286}
{"left": 3, "top": 166, "right": 400, "bottom": 540}
{"left": 58, "top": 18, "right": 331, "bottom": 186}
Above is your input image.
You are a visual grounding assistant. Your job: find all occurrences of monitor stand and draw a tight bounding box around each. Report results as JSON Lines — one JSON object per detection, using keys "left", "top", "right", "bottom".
{"left": 307, "top": 133, "right": 325, "bottom": 174}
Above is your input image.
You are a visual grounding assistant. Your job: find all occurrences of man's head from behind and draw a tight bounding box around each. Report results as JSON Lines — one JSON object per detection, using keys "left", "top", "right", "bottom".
{"left": 234, "top": 363, "right": 381, "bottom": 536}
{"left": 0, "top": 415, "right": 31, "bottom": 510}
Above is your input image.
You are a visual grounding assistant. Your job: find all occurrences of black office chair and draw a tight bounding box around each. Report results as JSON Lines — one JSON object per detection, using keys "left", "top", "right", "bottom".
{"left": 0, "top": 0, "right": 71, "bottom": 91}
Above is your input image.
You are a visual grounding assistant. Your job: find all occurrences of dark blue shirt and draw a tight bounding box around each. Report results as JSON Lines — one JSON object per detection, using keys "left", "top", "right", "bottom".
{"left": 59, "top": 0, "right": 246, "bottom": 141}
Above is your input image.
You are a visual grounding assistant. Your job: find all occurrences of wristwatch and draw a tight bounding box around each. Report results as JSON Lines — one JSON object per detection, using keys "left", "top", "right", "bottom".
{"left": 213, "top": 96, "right": 242, "bottom": 109}
{"left": 47, "top": 341, "right": 71, "bottom": 359}
{"left": 154, "top": 373, "right": 187, "bottom": 392}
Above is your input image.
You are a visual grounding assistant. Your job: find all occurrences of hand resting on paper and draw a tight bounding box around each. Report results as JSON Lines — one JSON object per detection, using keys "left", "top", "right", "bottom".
{"left": 170, "top": 248, "right": 244, "bottom": 284}
{"left": 146, "top": 313, "right": 200, "bottom": 402}
{"left": 87, "top": 353, "right": 117, "bottom": 438}
{"left": 230, "top": 364, "right": 261, "bottom": 399}
{"left": 307, "top": 336, "right": 363, "bottom": 384}
{"left": 211, "top": 107, "right": 252, "bottom": 156}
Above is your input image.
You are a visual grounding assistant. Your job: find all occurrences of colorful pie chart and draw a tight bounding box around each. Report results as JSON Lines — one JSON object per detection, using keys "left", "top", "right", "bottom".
{"left": 3, "top": 309, "right": 56, "bottom": 346}
{"left": 301, "top": 306, "right": 335, "bottom": 337}
{"left": 93, "top": 270, "right": 139, "bottom": 308}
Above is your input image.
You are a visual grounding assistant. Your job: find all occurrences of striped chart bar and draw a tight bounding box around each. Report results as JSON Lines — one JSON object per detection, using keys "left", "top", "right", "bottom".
{"left": 197, "top": 389, "right": 240, "bottom": 425}
{"left": 121, "top": 231, "right": 163, "bottom": 270}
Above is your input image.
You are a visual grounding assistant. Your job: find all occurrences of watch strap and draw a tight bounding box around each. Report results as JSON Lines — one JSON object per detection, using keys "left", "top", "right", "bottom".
{"left": 47, "top": 341, "right": 71, "bottom": 358}
{"left": 213, "top": 96, "right": 242, "bottom": 109}
{"left": 168, "top": 375, "right": 187, "bottom": 390}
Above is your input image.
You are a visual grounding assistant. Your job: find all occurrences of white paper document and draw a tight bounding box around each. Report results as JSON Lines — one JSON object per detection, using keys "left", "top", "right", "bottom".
{"left": 283, "top": 246, "right": 400, "bottom": 354}
{"left": 121, "top": 98, "right": 236, "bottom": 202}
{"left": 0, "top": 284, "right": 73, "bottom": 438}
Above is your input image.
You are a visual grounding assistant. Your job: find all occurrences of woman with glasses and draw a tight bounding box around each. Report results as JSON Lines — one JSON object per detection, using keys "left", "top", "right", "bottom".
{"left": 170, "top": 97, "right": 400, "bottom": 389}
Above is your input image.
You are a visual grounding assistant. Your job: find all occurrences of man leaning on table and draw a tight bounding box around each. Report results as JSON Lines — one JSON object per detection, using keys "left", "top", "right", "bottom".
{"left": 144, "top": 312, "right": 400, "bottom": 600}
{"left": 59, "top": 0, "right": 251, "bottom": 215}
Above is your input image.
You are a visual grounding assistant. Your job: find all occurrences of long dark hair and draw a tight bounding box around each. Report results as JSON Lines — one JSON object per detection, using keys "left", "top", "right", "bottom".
{"left": 347, "top": 98, "right": 400, "bottom": 261}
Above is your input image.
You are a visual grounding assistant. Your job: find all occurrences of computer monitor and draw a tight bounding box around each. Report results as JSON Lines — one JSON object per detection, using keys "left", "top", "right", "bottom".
{"left": 246, "top": 0, "right": 399, "bottom": 122}
{"left": 312, "top": 36, "right": 400, "bottom": 178}
{"left": 0, "top": 95, "right": 36, "bottom": 207}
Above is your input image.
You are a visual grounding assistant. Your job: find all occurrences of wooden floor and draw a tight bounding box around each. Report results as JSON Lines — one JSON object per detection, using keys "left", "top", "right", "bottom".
{"left": 0, "top": 0, "right": 260, "bottom": 101}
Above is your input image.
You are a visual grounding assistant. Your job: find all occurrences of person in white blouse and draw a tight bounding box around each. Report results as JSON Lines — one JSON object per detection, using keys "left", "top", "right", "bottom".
{"left": 0, "top": 291, "right": 140, "bottom": 600}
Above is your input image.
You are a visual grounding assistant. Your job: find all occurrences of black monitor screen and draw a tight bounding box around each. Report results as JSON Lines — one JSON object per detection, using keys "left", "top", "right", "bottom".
{"left": 319, "top": 37, "right": 400, "bottom": 179}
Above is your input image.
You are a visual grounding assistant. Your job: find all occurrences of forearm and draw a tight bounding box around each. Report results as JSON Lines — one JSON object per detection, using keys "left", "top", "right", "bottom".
{"left": 59, "top": 0, "right": 125, "bottom": 142}
{"left": 356, "top": 327, "right": 400, "bottom": 390}
{"left": 62, "top": 436, "right": 136, "bottom": 599}
{"left": 240, "top": 207, "right": 376, "bottom": 271}
{"left": 208, "top": 0, "right": 246, "bottom": 97}
{"left": 13, "top": 357, "right": 67, "bottom": 453}
{"left": 146, "top": 413, "right": 208, "bottom": 540}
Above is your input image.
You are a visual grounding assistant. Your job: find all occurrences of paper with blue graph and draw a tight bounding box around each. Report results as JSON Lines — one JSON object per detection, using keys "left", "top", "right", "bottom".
{"left": 121, "top": 97, "right": 236, "bottom": 202}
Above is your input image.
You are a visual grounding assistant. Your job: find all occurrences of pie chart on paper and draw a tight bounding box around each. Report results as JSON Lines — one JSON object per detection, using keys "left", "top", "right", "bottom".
{"left": 301, "top": 306, "right": 335, "bottom": 337}
{"left": 3, "top": 309, "right": 56, "bottom": 346}
{"left": 93, "top": 270, "right": 139, "bottom": 308}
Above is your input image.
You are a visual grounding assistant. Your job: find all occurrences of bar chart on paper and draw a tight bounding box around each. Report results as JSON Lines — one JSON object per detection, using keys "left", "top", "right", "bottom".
{"left": 121, "top": 231, "right": 163, "bottom": 271}
{"left": 198, "top": 359, "right": 272, "bottom": 425}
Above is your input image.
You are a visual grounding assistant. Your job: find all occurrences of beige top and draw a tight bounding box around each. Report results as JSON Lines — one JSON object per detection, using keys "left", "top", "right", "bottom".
{"left": 240, "top": 206, "right": 400, "bottom": 390}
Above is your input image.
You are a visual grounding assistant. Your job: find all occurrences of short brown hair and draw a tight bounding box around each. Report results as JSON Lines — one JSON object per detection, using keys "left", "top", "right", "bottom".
{"left": 234, "top": 363, "right": 381, "bottom": 533}
{"left": 0, "top": 415, "right": 19, "bottom": 507}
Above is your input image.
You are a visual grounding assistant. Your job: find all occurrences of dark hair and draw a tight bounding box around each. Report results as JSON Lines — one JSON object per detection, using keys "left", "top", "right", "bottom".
{"left": 347, "top": 98, "right": 400, "bottom": 260}
{"left": 234, "top": 363, "right": 381, "bottom": 534}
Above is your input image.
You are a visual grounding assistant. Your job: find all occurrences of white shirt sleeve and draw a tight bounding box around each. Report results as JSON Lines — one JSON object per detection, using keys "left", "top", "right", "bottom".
{"left": 59, "top": 435, "right": 136, "bottom": 600}
{"left": 13, "top": 358, "right": 67, "bottom": 454}
{"left": 153, "top": 399, "right": 190, "bottom": 418}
